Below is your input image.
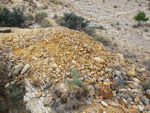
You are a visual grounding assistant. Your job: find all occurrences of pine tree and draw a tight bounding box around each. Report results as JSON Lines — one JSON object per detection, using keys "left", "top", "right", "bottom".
{"left": 133, "top": 11, "right": 149, "bottom": 26}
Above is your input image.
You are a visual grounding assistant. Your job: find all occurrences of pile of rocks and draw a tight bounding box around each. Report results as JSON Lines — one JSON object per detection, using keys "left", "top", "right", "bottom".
{"left": 0, "top": 27, "right": 150, "bottom": 112}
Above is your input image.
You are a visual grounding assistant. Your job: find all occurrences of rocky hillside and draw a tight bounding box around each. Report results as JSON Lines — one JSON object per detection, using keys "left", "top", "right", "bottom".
{"left": 1, "top": 0, "right": 150, "bottom": 60}
{"left": 0, "top": 27, "right": 150, "bottom": 112}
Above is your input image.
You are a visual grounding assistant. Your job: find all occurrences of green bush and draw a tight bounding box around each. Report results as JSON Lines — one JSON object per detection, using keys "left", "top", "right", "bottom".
{"left": 40, "top": 19, "right": 52, "bottom": 27}
{"left": 0, "top": 7, "right": 25, "bottom": 27}
{"left": 68, "top": 68, "right": 89, "bottom": 97}
{"left": 0, "top": 7, "right": 12, "bottom": 27}
{"left": 133, "top": 11, "right": 149, "bottom": 26}
{"left": 35, "top": 11, "right": 47, "bottom": 23}
{"left": 58, "top": 12, "right": 90, "bottom": 30}
{"left": 69, "top": 68, "right": 83, "bottom": 87}
{"left": 11, "top": 7, "right": 25, "bottom": 27}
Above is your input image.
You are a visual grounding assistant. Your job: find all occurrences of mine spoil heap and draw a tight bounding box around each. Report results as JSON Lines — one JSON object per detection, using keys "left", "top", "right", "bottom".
{"left": 0, "top": 27, "right": 149, "bottom": 112}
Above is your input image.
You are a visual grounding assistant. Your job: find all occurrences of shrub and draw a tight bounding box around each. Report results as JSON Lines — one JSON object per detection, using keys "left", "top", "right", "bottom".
{"left": 44, "top": 5, "right": 48, "bottom": 9}
{"left": 68, "top": 68, "right": 89, "bottom": 97}
{"left": 133, "top": 11, "right": 149, "bottom": 26}
{"left": 40, "top": 19, "right": 52, "bottom": 27}
{"left": 6, "top": 81, "right": 25, "bottom": 110}
{"left": 114, "top": 5, "right": 117, "bottom": 8}
{"left": 49, "top": 0, "right": 63, "bottom": 5}
{"left": 57, "top": 16, "right": 65, "bottom": 25}
{"left": 144, "top": 28, "right": 148, "bottom": 32}
{"left": 53, "top": 14, "right": 58, "bottom": 19}
{"left": 94, "top": 34, "right": 113, "bottom": 46}
{"left": 0, "top": 7, "right": 25, "bottom": 27}
{"left": 35, "top": 11, "right": 47, "bottom": 23}
{"left": 26, "top": 13, "right": 34, "bottom": 22}
{"left": 11, "top": 7, "right": 25, "bottom": 27}
{"left": 139, "top": 4, "right": 142, "bottom": 6}
{"left": 83, "top": 26, "right": 95, "bottom": 36}
{"left": 96, "top": 25, "right": 105, "bottom": 30}
{"left": 116, "top": 22, "right": 120, "bottom": 25}
{"left": 143, "top": 58, "right": 150, "bottom": 67}
{"left": 117, "top": 27, "right": 121, "bottom": 30}
{"left": 69, "top": 68, "right": 83, "bottom": 87}
{"left": 58, "top": 12, "right": 90, "bottom": 30}
{"left": 110, "top": 23, "right": 115, "bottom": 27}
{"left": 0, "top": 7, "right": 12, "bottom": 27}
{"left": 132, "top": 24, "right": 138, "bottom": 28}
{"left": 142, "top": 80, "right": 150, "bottom": 90}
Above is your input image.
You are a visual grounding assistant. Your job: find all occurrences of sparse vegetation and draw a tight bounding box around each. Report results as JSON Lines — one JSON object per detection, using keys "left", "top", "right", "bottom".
{"left": 35, "top": 11, "right": 47, "bottom": 23}
{"left": 44, "top": 4, "right": 48, "bottom": 9}
{"left": 114, "top": 5, "right": 118, "bottom": 8}
{"left": 133, "top": 11, "right": 149, "bottom": 26}
{"left": 26, "top": 13, "right": 34, "bottom": 22}
{"left": 68, "top": 68, "right": 89, "bottom": 97}
{"left": 96, "top": 25, "right": 105, "bottom": 30}
{"left": 143, "top": 58, "right": 150, "bottom": 68}
{"left": 132, "top": 24, "right": 138, "bottom": 28}
{"left": 142, "top": 80, "right": 150, "bottom": 90}
{"left": 83, "top": 26, "right": 95, "bottom": 36}
{"left": 69, "top": 68, "right": 83, "bottom": 87}
{"left": 93, "top": 34, "right": 113, "bottom": 46}
{"left": 117, "top": 27, "right": 121, "bottom": 30}
{"left": 40, "top": 19, "right": 52, "bottom": 27}
{"left": 53, "top": 14, "right": 58, "bottom": 19}
{"left": 111, "top": 23, "right": 115, "bottom": 27}
{"left": 116, "top": 22, "right": 120, "bottom": 25}
{"left": 49, "top": 0, "right": 63, "bottom": 5}
{"left": 144, "top": 28, "right": 148, "bottom": 32}
{"left": 6, "top": 81, "right": 25, "bottom": 110}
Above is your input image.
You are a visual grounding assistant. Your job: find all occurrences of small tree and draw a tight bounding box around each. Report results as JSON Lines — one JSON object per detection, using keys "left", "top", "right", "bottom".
{"left": 133, "top": 11, "right": 149, "bottom": 26}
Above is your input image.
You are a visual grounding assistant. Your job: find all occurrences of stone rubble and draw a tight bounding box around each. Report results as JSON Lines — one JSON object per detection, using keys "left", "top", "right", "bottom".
{"left": 0, "top": 27, "right": 150, "bottom": 112}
